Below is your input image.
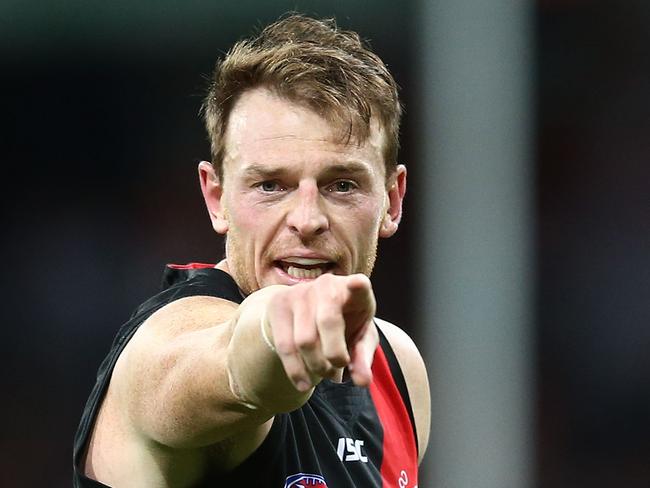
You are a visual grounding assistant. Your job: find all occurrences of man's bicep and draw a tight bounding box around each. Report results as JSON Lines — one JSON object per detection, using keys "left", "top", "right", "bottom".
{"left": 111, "top": 295, "right": 272, "bottom": 449}
{"left": 136, "top": 295, "right": 240, "bottom": 339}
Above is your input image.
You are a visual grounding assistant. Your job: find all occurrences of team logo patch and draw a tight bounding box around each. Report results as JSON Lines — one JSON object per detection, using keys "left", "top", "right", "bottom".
{"left": 284, "top": 473, "right": 328, "bottom": 487}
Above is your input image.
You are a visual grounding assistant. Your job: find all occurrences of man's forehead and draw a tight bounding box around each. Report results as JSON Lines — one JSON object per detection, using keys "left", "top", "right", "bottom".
{"left": 238, "top": 159, "right": 377, "bottom": 178}
{"left": 224, "top": 87, "right": 387, "bottom": 154}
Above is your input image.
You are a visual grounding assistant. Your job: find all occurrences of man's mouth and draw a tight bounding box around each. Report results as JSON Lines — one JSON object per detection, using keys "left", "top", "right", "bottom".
{"left": 275, "top": 257, "right": 336, "bottom": 280}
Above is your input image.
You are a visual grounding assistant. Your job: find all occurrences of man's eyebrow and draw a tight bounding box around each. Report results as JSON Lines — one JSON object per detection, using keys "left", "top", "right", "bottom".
{"left": 321, "top": 162, "right": 374, "bottom": 178}
{"left": 240, "top": 161, "right": 375, "bottom": 179}
{"left": 241, "top": 163, "right": 286, "bottom": 179}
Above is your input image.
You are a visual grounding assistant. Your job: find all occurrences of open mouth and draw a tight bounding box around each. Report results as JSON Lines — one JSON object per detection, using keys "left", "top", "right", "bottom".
{"left": 275, "top": 257, "right": 336, "bottom": 279}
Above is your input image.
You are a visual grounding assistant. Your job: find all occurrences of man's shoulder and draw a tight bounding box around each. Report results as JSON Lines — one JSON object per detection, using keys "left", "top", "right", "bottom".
{"left": 373, "top": 317, "right": 427, "bottom": 394}
{"left": 139, "top": 294, "right": 238, "bottom": 337}
{"left": 374, "top": 318, "right": 418, "bottom": 355}
{"left": 123, "top": 264, "right": 241, "bottom": 327}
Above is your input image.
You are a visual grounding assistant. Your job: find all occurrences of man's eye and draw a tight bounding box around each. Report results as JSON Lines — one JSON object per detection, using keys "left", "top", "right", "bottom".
{"left": 258, "top": 181, "right": 284, "bottom": 192}
{"left": 328, "top": 180, "right": 356, "bottom": 193}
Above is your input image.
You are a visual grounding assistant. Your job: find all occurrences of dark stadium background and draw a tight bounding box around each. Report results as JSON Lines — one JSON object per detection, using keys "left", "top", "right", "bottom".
{"left": 2, "top": 1, "right": 649, "bottom": 486}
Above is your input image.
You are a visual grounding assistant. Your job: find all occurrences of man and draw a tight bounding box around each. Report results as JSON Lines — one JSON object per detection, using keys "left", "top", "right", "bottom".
{"left": 74, "top": 14, "right": 430, "bottom": 487}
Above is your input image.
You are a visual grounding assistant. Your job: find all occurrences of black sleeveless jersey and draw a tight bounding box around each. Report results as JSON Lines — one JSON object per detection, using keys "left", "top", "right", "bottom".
{"left": 73, "top": 264, "right": 419, "bottom": 487}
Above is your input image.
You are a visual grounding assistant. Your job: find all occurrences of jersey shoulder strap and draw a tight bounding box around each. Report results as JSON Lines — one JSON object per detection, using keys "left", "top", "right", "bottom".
{"left": 374, "top": 322, "right": 418, "bottom": 453}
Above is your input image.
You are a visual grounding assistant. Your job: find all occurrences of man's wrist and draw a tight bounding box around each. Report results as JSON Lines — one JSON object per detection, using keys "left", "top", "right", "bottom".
{"left": 259, "top": 306, "right": 276, "bottom": 353}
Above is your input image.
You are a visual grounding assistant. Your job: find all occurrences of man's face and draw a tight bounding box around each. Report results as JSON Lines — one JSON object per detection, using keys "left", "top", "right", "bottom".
{"left": 202, "top": 87, "right": 405, "bottom": 295}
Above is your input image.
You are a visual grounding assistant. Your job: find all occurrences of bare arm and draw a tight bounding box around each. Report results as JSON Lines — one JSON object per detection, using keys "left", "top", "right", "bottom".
{"left": 112, "top": 273, "right": 379, "bottom": 451}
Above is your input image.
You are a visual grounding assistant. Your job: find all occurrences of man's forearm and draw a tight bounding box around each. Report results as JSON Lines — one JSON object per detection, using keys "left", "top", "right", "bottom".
{"left": 226, "top": 285, "right": 314, "bottom": 413}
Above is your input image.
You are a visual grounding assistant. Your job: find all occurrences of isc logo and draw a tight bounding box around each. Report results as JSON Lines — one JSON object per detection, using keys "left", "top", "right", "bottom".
{"left": 336, "top": 437, "right": 368, "bottom": 463}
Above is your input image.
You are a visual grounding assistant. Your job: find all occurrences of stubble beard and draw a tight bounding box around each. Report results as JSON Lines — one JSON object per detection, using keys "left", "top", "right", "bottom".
{"left": 224, "top": 228, "right": 257, "bottom": 296}
{"left": 224, "top": 230, "right": 380, "bottom": 296}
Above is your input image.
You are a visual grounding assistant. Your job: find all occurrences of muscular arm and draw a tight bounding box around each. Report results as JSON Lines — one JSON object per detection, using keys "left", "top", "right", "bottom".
{"left": 109, "top": 274, "right": 378, "bottom": 451}
{"left": 113, "top": 292, "right": 274, "bottom": 449}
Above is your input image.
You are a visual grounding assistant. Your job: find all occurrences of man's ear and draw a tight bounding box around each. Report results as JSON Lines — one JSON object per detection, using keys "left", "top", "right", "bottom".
{"left": 379, "top": 164, "right": 407, "bottom": 238}
{"left": 198, "top": 161, "right": 229, "bottom": 234}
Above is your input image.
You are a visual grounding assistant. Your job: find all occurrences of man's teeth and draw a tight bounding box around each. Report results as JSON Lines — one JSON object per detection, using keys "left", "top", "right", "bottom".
{"left": 287, "top": 266, "right": 324, "bottom": 279}
{"left": 283, "top": 257, "right": 329, "bottom": 266}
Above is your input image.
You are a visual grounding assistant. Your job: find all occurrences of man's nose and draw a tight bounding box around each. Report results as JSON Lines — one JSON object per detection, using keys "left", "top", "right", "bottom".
{"left": 286, "top": 182, "right": 329, "bottom": 237}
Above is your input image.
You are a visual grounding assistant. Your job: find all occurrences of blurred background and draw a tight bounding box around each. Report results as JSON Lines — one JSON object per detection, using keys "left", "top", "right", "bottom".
{"left": 2, "top": 0, "right": 648, "bottom": 486}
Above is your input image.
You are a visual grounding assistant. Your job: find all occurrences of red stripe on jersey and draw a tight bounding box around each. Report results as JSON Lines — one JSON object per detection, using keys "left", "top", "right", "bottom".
{"left": 167, "top": 263, "right": 216, "bottom": 269}
{"left": 370, "top": 347, "right": 418, "bottom": 488}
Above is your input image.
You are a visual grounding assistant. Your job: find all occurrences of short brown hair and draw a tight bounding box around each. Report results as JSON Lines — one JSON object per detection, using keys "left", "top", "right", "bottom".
{"left": 202, "top": 14, "right": 402, "bottom": 181}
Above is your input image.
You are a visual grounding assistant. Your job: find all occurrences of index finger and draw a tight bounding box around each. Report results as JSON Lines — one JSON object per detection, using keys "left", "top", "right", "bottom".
{"left": 347, "top": 321, "right": 379, "bottom": 386}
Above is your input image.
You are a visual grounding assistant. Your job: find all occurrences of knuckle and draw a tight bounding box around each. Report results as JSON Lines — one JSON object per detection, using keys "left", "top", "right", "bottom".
{"left": 276, "top": 287, "right": 292, "bottom": 302}
{"left": 294, "top": 320, "right": 319, "bottom": 349}
{"left": 279, "top": 358, "right": 307, "bottom": 386}
{"left": 322, "top": 339, "right": 350, "bottom": 367}
{"left": 274, "top": 338, "right": 295, "bottom": 356}
{"left": 288, "top": 372, "right": 307, "bottom": 388}
{"left": 310, "top": 358, "right": 331, "bottom": 375}
{"left": 295, "top": 333, "right": 318, "bottom": 351}
{"left": 318, "top": 310, "right": 342, "bottom": 330}
{"left": 353, "top": 272, "right": 371, "bottom": 286}
{"left": 328, "top": 355, "right": 349, "bottom": 369}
